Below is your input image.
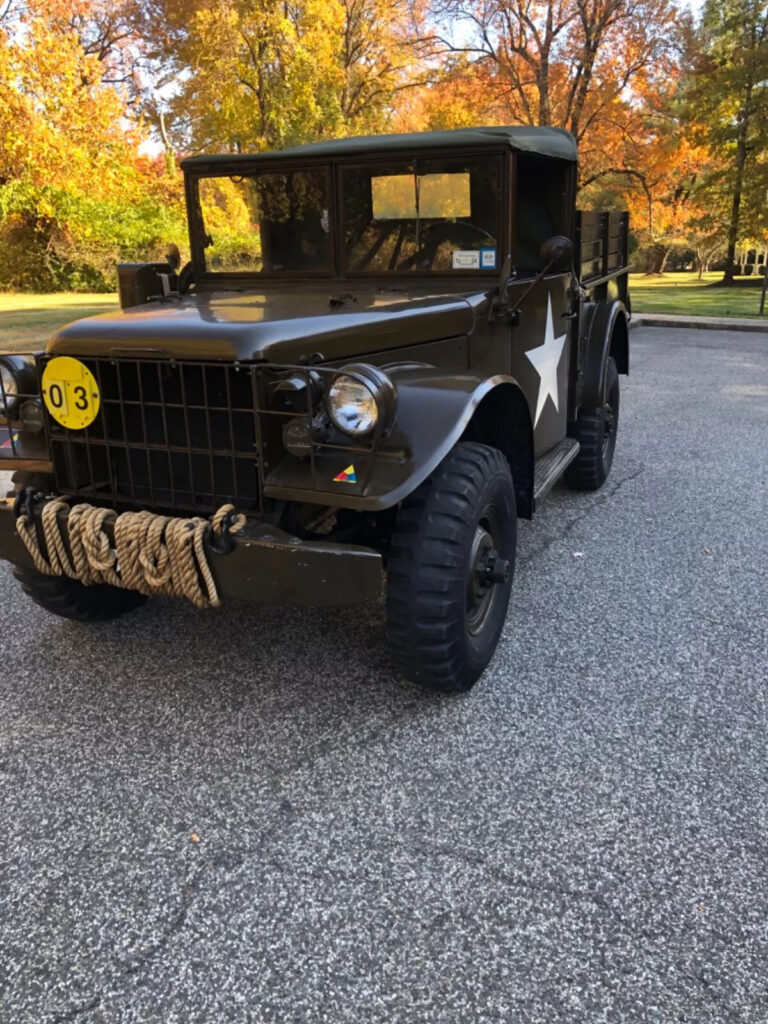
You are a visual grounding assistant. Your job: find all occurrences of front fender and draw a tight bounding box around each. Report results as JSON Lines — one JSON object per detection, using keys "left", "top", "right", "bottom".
{"left": 264, "top": 367, "right": 530, "bottom": 512}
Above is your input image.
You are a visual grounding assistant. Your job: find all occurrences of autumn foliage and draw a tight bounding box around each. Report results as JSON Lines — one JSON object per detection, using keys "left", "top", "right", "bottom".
{"left": 0, "top": 0, "right": 766, "bottom": 289}
{"left": 0, "top": 0, "right": 184, "bottom": 289}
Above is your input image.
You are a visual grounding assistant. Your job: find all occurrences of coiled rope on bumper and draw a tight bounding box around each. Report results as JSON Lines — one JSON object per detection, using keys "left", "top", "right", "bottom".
{"left": 15, "top": 500, "right": 246, "bottom": 609}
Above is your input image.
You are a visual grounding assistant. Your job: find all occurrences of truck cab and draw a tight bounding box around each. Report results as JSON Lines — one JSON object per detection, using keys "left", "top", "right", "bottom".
{"left": 0, "top": 126, "right": 631, "bottom": 693}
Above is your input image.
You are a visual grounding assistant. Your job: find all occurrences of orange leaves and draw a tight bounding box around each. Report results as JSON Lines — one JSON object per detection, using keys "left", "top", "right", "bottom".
{"left": 409, "top": 0, "right": 688, "bottom": 190}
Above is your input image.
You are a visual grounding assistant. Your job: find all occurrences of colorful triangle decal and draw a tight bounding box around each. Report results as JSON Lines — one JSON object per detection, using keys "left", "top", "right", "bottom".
{"left": 333, "top": 464, "right": 357, "bottom": 483}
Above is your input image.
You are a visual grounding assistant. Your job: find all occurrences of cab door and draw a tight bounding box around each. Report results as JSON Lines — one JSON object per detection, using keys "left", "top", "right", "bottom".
{"left": 507, "top": 274, "right": 572, "bottom": 456}
{"left": 507, "top": 153, "right": 576, "bottom": 456}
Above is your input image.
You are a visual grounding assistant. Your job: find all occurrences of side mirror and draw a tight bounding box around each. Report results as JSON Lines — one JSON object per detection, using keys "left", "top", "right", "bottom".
{"left": 539, "top": 235, "right": 573, "bottom": 270}
{"left": 165, "top": 242, "right": 181, "bottom": 273}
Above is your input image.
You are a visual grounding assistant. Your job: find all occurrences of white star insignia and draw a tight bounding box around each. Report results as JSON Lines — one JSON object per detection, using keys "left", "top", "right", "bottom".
{"left": 525, "top": 294, "right": 567, "bottom": 426}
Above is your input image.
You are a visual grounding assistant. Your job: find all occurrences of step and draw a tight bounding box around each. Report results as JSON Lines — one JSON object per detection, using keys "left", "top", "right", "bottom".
{"left": 533, "top": 437, "right": 580, "bottom": 506}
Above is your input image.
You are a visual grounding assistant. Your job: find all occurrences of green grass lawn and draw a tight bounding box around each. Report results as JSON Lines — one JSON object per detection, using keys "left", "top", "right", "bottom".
{"left": 0, "top": 292, "right": 119, "bottom": 352}
{"left": 629, "top": 271, "right": 767, "bottom": 319}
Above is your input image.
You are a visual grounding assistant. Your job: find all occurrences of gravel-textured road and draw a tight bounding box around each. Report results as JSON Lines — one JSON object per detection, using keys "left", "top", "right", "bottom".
{"left": 1, "top": 325, "right": 767, "bottom": 1024}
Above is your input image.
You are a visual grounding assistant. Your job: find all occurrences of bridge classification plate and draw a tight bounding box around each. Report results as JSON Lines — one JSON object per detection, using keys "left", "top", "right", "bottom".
{"left": 42, "top": 356, "right": 101, "bottom": 430}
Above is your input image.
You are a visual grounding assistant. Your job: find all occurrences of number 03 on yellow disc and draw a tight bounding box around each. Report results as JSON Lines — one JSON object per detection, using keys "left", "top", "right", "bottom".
{"left": 42, "top": 357, "right": 101, "bottom": 430}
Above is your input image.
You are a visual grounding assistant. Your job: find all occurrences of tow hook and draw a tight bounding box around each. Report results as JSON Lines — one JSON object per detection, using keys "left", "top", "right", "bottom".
{"left": 205, "top": 509, "right": 239, "bottom": 555}
{"left": 13, "top": 488, "right": 43, "bottom": 521}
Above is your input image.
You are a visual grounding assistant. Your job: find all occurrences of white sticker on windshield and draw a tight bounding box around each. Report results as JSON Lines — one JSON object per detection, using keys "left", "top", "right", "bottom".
{"left": 452, "top": 250, "right": 481, "bottom": 270}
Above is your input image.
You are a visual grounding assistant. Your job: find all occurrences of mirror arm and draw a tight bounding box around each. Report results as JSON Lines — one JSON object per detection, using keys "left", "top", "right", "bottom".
{"left": 489, "top": 235, "right": 574, "bottom": 326}
{"left": 490, "top": 254, "right": 517, "bottom": 324}
{"left": 490, "top": 254, "right": 557, "bottom": 326}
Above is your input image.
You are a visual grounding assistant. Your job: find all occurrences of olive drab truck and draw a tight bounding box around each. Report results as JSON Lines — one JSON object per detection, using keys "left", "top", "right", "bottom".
{"left": 0, "top": 126, "right": 630, "bottom": 692}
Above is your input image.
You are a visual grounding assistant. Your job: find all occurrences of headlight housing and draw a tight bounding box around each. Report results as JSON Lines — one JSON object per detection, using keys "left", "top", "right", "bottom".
{"left": 0, "top": 356, "right": 37, "bottom": 423}
{"left": 326, "top": 364, "right": 396, "bottom": 438}
{"left": 20, "top": 399, "right": 45, "bottom": 434}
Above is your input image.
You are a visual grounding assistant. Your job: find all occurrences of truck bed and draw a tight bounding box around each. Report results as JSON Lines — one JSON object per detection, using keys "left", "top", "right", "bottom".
{"left": 575, "top": 209, "right": 631, "bottom": 309}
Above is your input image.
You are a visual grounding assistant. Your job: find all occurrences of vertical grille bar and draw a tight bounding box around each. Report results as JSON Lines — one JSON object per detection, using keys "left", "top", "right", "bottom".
{"left": 79, "top": 364, "right": 97, "bottom": 497}
{"left": 199, "top": 366, "right": 217, "bottom": 507}
{"left": 177, "top": 363, "right": 198, "bottom": 509}
{"left": 63, "top": 416, "right": 78, "bottom": 499}
{"left": 91, "top": 359, "right": 111, "bottom": 500}
{"left": 156, "top": 361, "right": 176, "bottom": 508}
{"left": 223, "top": 366, "right": 240, "bottom": 509}
{"left": 133, "top": 359, "right": 156, "bottom": 507}
{"left": 112, "top": 358, "right": 135, "bottom": 503}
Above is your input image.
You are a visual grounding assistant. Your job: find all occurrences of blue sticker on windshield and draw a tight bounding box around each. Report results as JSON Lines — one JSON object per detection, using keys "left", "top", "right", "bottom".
{"left": 480, "top": 248, "right": 497, "bottom": 269}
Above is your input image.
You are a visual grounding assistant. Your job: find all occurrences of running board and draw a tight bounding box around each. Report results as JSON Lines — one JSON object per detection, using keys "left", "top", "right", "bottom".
{"left": 533, "top": 438, "right": 580, "bottom": 506}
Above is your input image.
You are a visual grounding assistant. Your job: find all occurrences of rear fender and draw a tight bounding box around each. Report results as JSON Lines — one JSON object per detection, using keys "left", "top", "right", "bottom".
{"left": 264, "top": 367, "right": 534, "bottom": 514}
{"left": 580, "top": 300, "right": 629, "bottom": 408}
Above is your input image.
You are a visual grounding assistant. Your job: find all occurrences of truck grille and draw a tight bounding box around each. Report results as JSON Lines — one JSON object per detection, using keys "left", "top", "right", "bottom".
{"left": 41, "top": 356, "right": 261, "bottom": 515}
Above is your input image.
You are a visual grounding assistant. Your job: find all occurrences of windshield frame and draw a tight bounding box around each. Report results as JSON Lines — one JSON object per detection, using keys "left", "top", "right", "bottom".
{"left": 185, "top": 146, "right": 511, "bottom": 284}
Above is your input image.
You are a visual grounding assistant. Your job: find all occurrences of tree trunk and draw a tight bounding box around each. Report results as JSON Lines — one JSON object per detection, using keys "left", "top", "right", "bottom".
{"left": 722, "top": 74, "right": 753, "bottom": 284}
{"left": 645, "top": 244, "right": 670, "bottom": 275}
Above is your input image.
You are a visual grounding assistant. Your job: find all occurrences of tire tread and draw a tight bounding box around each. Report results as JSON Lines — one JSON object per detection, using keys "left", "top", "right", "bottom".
{"left": 385, "top": 442, "right": 516, "bottom": 693}
{"left": 12, "top": 564, "right": 146, "bottom": 622}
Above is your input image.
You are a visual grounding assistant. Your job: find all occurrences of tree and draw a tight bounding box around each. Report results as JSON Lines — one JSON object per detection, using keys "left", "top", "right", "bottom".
{"left": 0, "top": 0, "right": 184, "bottom": 289}
{"left": 577, "top": 68, "right": 729, "bottom": 274}
{"left": 409, "top": 0, "right": 685, "bottom": 185}
{"left": 140, "top": 0, "right": 419, "bottom": 155}
{"left": 688, "top": 0, "right": 768, "bottom": 283}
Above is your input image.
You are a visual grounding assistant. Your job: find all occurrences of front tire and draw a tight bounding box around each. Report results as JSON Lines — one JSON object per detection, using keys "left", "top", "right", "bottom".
{"left": 12, "top": 564, "right": 146, "bottom": 622}
{"left": 386, "top": 442, "right": 516, "bottom": 693}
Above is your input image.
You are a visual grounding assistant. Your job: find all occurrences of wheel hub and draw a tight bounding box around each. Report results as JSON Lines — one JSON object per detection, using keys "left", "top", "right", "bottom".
{"left": 466, "top": 511, "right": 508, "bottom": 635}
{"left": 484, "top": 554, "right": 511, "bottom": 584}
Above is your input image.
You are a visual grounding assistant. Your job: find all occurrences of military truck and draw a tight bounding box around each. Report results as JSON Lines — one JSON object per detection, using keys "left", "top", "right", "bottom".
{"left": 0, "top": 126, "right": 630, "bottom": 693}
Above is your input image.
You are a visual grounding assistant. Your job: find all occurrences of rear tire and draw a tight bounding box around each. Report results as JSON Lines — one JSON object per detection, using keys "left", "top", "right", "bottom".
{"left": 565, "top": 356, "right": 620, "bottom": 491}
{"left": 386, "top": 442, "right": 516, "bottom": 693}
{"left": 12, "top": 564, "right": 146, "bottom": 622}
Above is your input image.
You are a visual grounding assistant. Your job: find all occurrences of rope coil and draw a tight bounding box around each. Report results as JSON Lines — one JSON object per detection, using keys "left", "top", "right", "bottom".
{"left": 16, "top": 499, "right": 246, "bottom": 609}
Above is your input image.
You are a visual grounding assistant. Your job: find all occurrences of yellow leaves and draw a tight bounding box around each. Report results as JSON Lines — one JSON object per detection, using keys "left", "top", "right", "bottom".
{"left": 0, "top": 0, "right": 188, "bottom": 291}
{"left": 0, "top": 2, "right": 150, "bottom": 204}
{"left": 171, "top": 0, "right": 415, "bottom": 151}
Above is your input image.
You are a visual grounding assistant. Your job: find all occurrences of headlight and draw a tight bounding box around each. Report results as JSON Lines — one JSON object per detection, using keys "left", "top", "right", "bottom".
{"left": 326, "top": 364, "right": 396, "bottom": 438}
{"left": 0, "top": 356, "right": 37, "bottom": 422}
{"left": 328, "top": 376, "right": 378, "bottom": 435}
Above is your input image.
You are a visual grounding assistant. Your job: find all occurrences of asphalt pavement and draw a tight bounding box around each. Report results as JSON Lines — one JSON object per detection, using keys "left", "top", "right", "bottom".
{"left": 1, "top": 325, "right": 767, "bottom": 1023}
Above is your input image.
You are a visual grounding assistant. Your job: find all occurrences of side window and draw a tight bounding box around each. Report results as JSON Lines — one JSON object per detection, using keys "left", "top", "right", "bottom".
{"left": 513, "top": 155, "right": 571, "bottom": 274}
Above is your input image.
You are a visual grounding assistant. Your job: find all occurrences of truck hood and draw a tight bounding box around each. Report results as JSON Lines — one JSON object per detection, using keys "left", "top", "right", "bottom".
{"left": 47, "top": 287, "right": 486, "bottom": 363}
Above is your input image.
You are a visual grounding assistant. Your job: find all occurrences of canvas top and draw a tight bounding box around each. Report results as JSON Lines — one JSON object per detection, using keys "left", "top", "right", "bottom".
{"left": 180, "top": 125, "right": 578, "bottom": 170}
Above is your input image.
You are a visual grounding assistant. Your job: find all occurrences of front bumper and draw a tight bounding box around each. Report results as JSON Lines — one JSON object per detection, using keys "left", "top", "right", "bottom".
{"left": 0, "top": 499, "right": 383, "bottom": 607}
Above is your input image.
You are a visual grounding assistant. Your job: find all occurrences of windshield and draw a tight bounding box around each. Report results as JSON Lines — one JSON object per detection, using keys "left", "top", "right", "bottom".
{"left": 342, "top": 156, "right": 502, "bottom": 273}
{"left": 196, "top": 169, "right": 331, "bottom": 274}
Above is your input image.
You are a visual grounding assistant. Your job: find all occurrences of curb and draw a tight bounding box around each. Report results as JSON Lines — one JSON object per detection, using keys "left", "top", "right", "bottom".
{"left": 630, "top": 313, "right": 768, "bottom": 334}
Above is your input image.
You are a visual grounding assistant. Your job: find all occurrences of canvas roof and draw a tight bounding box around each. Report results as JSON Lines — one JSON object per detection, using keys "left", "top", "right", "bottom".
{"left": 180, "top": 126, "right": 578, "bottom": 171}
